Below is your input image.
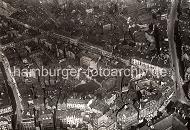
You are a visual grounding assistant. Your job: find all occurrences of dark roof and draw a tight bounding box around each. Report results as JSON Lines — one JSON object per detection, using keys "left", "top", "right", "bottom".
{"left": 90, "top": 99, "right": 110, "bottom": 114}
{"left": 101, "top": 77, "right": 117, "bottom": 92}
{"left": 73, "top": 80, "right": 101, "bottom": 94}
{"left": 80, "top": 51, "right": 101, "bottom": 61}
{"left": 153, "top": 114, "right": 188, "bottom": 130}
{"left": 139, "top": 125, "right": 149, "bottom": 130}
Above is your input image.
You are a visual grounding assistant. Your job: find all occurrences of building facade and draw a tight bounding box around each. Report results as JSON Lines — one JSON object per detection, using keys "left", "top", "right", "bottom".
{"left": 66, "top": 99, "right": 87, "bottom": 110}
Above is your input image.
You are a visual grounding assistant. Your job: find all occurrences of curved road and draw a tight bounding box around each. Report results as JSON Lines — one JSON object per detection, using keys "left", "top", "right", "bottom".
{"left": 167, "top": 0, "right": 190, "bottom": 105}
{"left": 0, "top": 47, "right": 23, "bottom": 123}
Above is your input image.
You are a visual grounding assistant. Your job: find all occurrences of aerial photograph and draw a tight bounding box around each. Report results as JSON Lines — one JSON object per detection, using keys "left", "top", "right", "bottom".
{"left": 0, "top": 0, "right": 190, "bottom": 129}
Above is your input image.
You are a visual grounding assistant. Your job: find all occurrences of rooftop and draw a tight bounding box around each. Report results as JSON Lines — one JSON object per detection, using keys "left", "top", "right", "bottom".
{"left": 67, "top": 99, "right": 88, "bottom": 104}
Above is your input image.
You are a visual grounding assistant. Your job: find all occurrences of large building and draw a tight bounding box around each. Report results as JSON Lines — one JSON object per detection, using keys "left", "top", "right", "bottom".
{"left": 66, "top": 99, "right": 88, "bottom": 110}
{"left": 131, "top": 58, "right": 170, "bottom": 79}
{"left": 59, "top": 110, "right": 84, "bottom": 127}
{"left": 153, "top": 114, "right": 188, "bottom": 130}
{"left": 93, "top": 112, "right": 117, "bottom": 130}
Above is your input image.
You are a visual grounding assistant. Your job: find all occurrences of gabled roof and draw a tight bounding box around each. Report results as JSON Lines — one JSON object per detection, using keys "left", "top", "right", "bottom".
{"left": 80, "top": 51, "right": 101, "bottom": 61}
{"left": 90, "top": 99, "right": 110, "bottom": 114}
{"left": 153, "top": 114, "right": 188, "bottom": 130}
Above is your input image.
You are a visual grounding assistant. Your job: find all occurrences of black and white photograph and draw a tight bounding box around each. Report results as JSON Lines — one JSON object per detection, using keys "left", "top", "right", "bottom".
{"left": 0, "top": 0, "right": 190, "bottom": 129}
